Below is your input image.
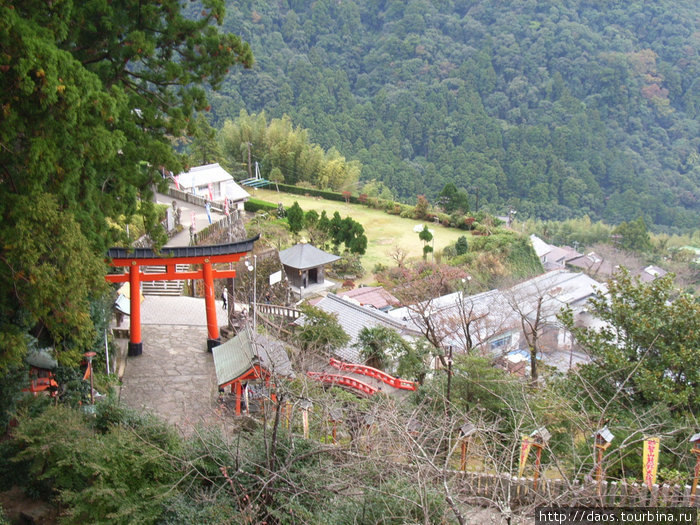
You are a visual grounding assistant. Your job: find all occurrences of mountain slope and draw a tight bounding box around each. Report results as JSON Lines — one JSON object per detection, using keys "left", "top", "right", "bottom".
{"left": 208, "top": 0, "right": 700, "bottom": 231}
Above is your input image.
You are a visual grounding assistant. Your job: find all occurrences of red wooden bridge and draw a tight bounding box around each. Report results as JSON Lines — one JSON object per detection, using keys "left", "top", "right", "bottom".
{"left": 306, "top": 371, "right": 379, "bottom": 396}
{"left": 306, "top": 359, "right": 418, "bottom": 396}
{"left": 328, "top": 358, "right": 417, "bottom": 391}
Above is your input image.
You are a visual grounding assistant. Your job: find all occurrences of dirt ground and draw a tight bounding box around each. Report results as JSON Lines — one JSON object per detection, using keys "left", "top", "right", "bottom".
{"left": 0, "top": 487, "right": 57, "bottom": 525}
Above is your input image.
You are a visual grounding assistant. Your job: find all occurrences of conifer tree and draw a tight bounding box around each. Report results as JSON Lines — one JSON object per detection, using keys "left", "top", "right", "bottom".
{"left": 0, "top": 0, "right": 252, "bottom": 368}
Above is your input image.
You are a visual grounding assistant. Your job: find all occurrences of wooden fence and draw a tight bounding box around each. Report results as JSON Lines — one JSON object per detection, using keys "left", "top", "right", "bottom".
{"left": 256, "top": 303, "right": 302, "bottom": 321}
{"left": 191, "top": 214, "right": 236, "bottom": 245}
{"left": 166, "top": 187, "right": 223, "bottom": 211}
{"left": 450, "top": 470, "right": 700, "bottom": 509}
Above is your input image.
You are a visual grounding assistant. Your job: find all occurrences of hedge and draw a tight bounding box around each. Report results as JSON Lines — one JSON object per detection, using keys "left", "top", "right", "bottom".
{"left": 250, "top": 184, "right": 496, "bottom": 234}
{"left": 244, "top": 198, "right": 279, "bottom": 213}
{"left": 272, "top": 183, "right": 362, "bottom": 204}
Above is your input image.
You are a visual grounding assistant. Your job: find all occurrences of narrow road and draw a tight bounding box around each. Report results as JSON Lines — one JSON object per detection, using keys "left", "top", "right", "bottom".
{"left": 155, "top": 192, "right": 225, "bottom": 247}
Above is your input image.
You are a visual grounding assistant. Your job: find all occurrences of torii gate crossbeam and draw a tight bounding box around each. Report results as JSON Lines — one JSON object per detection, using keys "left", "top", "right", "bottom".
{"left": 106, "top": 236, "right": 259, "bottom": 355}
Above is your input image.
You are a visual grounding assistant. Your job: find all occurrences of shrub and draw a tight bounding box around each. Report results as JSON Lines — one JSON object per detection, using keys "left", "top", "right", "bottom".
{"left": 456, "top": 235, "right": 469, "bottom": 255}
{"left": 366, "top": 196, "right": 381, "bottom": 209}
{"left": 11, "top": 404, "right": 181, "bottom": 524}
{"left": 373, "top": 262, "right": 388, "bottom": 274}
{"left": 286, "top": 201, "right": 304, "bottom": 234}
{"left": 436, "top": 212, "right": 450, "bottom": 226}
{"left": 244, "top": 198, "right": 278, "bottom": 213}
{"left": 386, "top": 203, "right": 402, "bottom": 215}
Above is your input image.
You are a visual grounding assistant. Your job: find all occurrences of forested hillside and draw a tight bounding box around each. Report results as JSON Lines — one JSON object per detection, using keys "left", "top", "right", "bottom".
{"left": 204, "top": 0, "right": 699, "bottom": 231}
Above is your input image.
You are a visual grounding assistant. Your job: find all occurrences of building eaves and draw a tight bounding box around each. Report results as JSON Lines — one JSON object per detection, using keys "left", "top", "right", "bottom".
{"left": 279, "top": 243, "right": 341, "bottom": 270}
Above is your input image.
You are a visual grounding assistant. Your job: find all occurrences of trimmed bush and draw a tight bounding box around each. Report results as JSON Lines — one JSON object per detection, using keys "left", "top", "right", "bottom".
{"left": 272, "top": 183, "right": 362, "bottom": 204}
{"left": 244, "top": 198, "right": 279, "bottom": 213}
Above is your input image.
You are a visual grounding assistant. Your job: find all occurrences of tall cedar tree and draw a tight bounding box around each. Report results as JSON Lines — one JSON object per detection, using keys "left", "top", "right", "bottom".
{"left": 0, "top": 0, "right": 252, "bottom": 368}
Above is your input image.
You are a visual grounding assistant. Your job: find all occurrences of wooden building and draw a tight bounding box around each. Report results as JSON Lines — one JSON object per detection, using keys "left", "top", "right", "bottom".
{"left": 278, "top": 243, "right": 340, "bottom": 294}
{"left": 212, "top": 329, "right": 293, "bottom": 415}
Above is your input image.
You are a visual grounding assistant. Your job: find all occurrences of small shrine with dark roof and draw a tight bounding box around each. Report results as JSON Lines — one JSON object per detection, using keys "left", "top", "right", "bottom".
{"left": 278, "top": 242, "right": 340, "bottom": 292}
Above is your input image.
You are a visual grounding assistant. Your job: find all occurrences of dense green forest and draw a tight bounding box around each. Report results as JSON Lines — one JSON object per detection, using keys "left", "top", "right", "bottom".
{"left": 202, "top": 0, "right": 700, "bottom": 231}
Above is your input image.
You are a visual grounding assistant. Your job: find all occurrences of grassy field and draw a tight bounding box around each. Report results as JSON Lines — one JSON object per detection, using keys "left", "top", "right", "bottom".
{"left": 250, "top": 188, "right": 465, "bottom": 277}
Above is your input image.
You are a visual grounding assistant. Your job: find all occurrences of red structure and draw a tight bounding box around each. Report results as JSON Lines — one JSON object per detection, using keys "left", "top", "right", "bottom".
{"left": 105, "top": 237, "right": 258, "bottom": 355}
{"left": 25, "top": 367, "right": 59, "bottom": 397}
{"left": 306, "top": 371, "right": 379, "bottom": 396}
{"left": 222, "top": 365, "right": 278, "bottom": 415}
{"left": 212, "top": 330, "right": 292, "bottom": 416}
{"left": 23, "top": 350, "right": 59, "bottom": 397}
{"left": 328, "top": 358, "right": 417, "bottom": 391}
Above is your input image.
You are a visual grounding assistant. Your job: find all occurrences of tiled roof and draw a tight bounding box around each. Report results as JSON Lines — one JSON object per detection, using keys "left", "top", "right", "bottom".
{"left": 637, "top": 265, "right": 667, "bottom": 283}
{"left": 279, "top": 243, "right": 340, "bottom": 270}
{"left": 567, "top": 252, "right": 616, "bottom": 276}
{"left": 339, "top": 286, "right": 400, "bottom": 310}
{"left": 213, "top": 330, "right": 293, "bottom": 387}
{"left": 390, "top": 269, "right": 605, "bottom": 353}
{"left": 530, "top": 235, "right": 581, "bottom": 270}
{"left": 174, "top": 163, "right": 250, "bottom": 201}
{"left": 530, "top": 235, "right": 551, "bottom": 258}
{"left": 302, "top": 293, "right": 418, "bottom": 362}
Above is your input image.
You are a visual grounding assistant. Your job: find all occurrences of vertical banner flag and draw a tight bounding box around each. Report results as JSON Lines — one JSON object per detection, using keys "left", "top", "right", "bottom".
{"left": 174, "top": 174, "right": 180, "bottom": 190}
{"left": 519, "top": 436, "right": 533, "bottom": 477}
{"left": 208, "top": 182, "right": 214, "bottom": 201}
{"left": 191, "top": 211, "right": 196, "bottom": 231}
{"left": 643, "top": 437, "right": 660, "bottom": 489}
{"left": 224, "top": 197, "right": 230, "bottom": 216}
{"left": 205, "top": 202, "right": 212, "bottom": 225}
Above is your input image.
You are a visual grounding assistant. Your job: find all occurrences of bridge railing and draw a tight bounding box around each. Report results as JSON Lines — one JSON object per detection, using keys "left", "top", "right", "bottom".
{"left": 328, "top": 358, "right": 417, "bottom": 391}
{"left": 306, "top": 371, "right": 378, "bottom": 396}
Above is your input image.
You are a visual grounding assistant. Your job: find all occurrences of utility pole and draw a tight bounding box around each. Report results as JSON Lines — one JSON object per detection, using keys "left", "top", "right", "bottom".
{"left": 84, "top": 352, "right": 96, "bottom": 405}
{"left": 227, "top": 219, "right": 234, "bottom": 326}
{"left": 446, "top": 345, "right": 454, "bottom": 415}
{"left": 246, "top": 142, "right": 252, "bottom": 179}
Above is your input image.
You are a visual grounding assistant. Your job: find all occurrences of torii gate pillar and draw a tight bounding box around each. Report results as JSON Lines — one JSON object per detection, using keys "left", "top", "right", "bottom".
{"left": 129, "top": 262, "right": 143, "bottom": 356}
{"left": 202, "top": 261, "right": 220, "bottom": 351}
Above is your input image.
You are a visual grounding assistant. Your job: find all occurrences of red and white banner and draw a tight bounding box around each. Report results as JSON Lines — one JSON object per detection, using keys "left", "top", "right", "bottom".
{"left": 643, "top": 437, "right": 660, "bottom": 489}
{"left": 174, "top": 174, "right": 180, "bottom": 190}
{"left": 224, "top": 197, "right": 230, "bottom": 216}
{"left": 208, "top": 182, "right": 214, "bottom": 201}
{"left": 191, "top": 211, "right": 196, "bottom": 231}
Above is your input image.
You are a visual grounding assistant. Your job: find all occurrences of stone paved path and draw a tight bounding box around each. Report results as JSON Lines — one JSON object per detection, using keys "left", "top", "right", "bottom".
{"left": 140, "top": 295, "right": 228, "bottom": 327}
{"left": 118, "top": 296, "right": 228, "bottom": 432}
{"left": 119, "top": 325, "right": 220, "bottom": 430}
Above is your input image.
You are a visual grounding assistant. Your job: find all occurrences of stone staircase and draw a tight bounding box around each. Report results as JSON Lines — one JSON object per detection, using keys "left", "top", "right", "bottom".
{"left": 140, "top": 264, "right": 189, "bottom": 296}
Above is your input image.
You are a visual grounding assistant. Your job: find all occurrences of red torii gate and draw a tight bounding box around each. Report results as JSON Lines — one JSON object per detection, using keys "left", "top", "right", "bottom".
{"left": 105, "top": 236, "right": 259, "bottom": 356}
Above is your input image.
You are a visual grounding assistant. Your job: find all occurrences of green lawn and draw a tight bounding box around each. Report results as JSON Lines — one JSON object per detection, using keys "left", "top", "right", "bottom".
{"left": 250, "top": 188, "right": 466, "bottom": 278}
